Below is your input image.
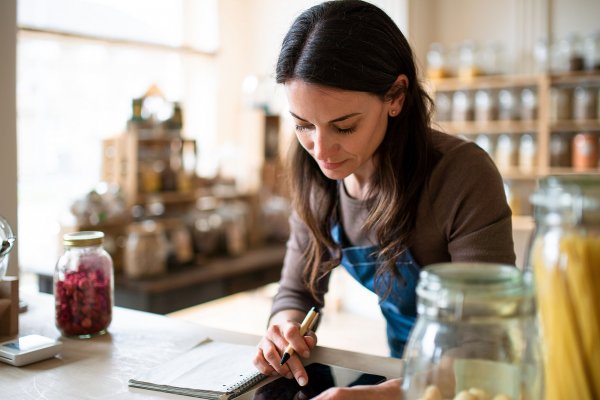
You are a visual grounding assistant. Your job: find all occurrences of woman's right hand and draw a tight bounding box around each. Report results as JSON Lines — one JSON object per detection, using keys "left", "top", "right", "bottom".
{"left": 253, "top": 309, "right": 318, "bottom": 387}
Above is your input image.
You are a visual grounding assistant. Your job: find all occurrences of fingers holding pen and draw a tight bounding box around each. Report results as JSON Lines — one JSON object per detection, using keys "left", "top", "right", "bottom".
{"left": 281, "top": 321, "right": 313, "bottom": 359}
{"left": 254, "top": 324, "right": 294, "bottom": 378}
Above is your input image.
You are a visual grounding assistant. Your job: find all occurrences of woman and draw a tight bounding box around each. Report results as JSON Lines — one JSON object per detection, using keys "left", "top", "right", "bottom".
{"left": 253, "top": 1, "right": 515, "bottom": 398}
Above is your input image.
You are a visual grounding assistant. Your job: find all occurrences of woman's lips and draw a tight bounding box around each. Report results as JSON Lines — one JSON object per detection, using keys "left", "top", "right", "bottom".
{"left": 320, "top": 160, "right": 346, "bottom": 170}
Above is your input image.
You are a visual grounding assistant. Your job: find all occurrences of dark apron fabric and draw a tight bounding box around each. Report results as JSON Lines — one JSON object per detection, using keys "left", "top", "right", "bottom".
{"left": 331, "top": 223, "right": 421, "bottom": 358}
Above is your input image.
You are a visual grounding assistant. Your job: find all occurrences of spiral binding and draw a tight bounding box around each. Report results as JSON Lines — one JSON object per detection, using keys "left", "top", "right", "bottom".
{"left": 225, "top": 371, "right": 266, "bottom": 396}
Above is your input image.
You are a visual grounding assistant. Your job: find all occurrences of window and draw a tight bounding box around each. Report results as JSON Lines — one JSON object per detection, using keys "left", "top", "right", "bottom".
{"left": 17, "top": 0, "right": 219, "bottom": 272}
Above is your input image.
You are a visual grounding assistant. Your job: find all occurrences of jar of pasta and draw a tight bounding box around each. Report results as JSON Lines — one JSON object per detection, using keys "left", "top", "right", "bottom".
{"left": 401, "top": 263, "right": 542, "bottom": 400}
{"left": 527, "top": 175, "right": 600, "bottom": 400}
{"left": 54, "top": 231, "right": 113, "bottom": 338}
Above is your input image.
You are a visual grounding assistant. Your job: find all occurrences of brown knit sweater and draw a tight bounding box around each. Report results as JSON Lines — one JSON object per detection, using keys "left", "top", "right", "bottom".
{"left": 271, "top": 130, "right": 516, "bottom": 317}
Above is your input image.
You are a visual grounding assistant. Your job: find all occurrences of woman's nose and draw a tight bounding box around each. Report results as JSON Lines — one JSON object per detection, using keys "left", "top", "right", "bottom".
{"left": 312, "top": 130, "right": 338, "bottom": 160}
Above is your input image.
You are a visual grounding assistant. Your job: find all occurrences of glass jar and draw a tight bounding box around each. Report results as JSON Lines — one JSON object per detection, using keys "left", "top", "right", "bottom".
{"left": 123, "top": 221, "right": 168, "bottom": 279}
{"left": 451, "top": 91, "right": 474, "bottom": 122}
{"left": 527, "top": 175, "right": 600, "bottom": 399}
{"left": 497, "top": 89, "right": 520, "bottom": 121}
{"left": 474, "top": 90, "right": 497, "bottom": 122}
{"left": 54, "top": 231, "right": 113, "bottom": 338}
{"left": 495, "top": 134, "right": 518, "bottom": 172}
{"left": 583, "top": 31, "right": 600, "bottom": 71}
{"left": 549, "top": 132, "right": 572, "bottom": 167}
{"left": 401, "top": 263, "right": 542, "bottom": 400}
{"left": 572, "top": 132, "right": 599, "bottom": 171}
{"left": 435, "top": 92, "right": 453, "bottom": 122}
{"left": 573, "top": 86, "right": 598, "bottom": 121}
{"left": 519, "top": 133, "right": 537, "bottom": 173}
{"left": 549, "top": 86, "right": 573, "bottom": 121}
{"left": 520, "top": 88, "right": 538, "bottom": 121}
{"left": 427, "top": 42, "right": 449, "bottom": 79}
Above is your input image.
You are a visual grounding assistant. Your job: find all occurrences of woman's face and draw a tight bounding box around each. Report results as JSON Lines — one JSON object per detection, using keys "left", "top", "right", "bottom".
{"left": 285, "top": 79, "right": 394, "bottom": 182}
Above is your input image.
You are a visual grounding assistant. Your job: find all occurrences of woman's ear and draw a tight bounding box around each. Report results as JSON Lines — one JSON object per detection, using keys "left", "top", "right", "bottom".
{"left": 385, "top": 74, "right": 409, "bottom": 117}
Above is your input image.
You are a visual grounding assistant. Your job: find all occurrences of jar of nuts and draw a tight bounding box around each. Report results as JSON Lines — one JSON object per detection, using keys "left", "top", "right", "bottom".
{"left": 401, "top": 263, "right": 542, "bottom": 400}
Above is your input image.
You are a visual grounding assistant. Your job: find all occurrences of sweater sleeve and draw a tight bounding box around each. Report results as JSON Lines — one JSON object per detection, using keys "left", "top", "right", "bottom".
{"left": 270, "top": 211, "right": 330, "bottom": 319}
{"left": 428, "top": 140, "right": 516, "bottom": 265}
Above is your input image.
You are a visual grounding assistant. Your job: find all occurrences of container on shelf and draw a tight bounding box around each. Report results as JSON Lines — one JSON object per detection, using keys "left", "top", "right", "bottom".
{"left": 550, "top": 86, "right": 573, "bottom": 121}
{"left": 451, "top": 91, "right": 474, "bottom": 122}
{"left": 519, "top": 133, "right": 537, "bottom": 173}
{"left": 527, "top": 175, "right": 600, "bottom": 399}
{"left": 457, "top": 41, "right": 481, "bottom": 79}
{"left": 497, "top": 89, "right": 520, "bottom": 121}
{"left": 573, "top": 86, "right": 598, "bottom": 121}
{"left": 550, "top": 132, "right": 572, "bottom": 167}
{"left": 572, "top": 132, "right": 599, "bottom": 171}
{"left": 54, "top": 231, "right": 113, "bottom": 338}
{"left": 520, "top": 88, "right": 538, "bottom": 121}
{"left": 401, "top": 263, "right": 542, "bottom": 400}
{"left": 583, "top": 31, "right": 600, "bottom": 71}
{"left": 474, "top": 134, "right": 494, "bottom": 157}
{"left": 427, "top": 42, "right": 449, "bottom": 79}
{"left": 474, "top": 90, "right": 497, "bottom": 122}
{"left": 495, "top": 134, "right": 518, "bottom": 171}
{"left": 435, "top": 92, "right": 452, "bottom": 121}
{"left": 123, "top": 220, "right": 168, "bottom": 279}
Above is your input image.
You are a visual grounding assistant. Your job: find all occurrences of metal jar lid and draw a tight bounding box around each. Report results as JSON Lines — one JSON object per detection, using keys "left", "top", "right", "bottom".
{"left": 63, "top": 231, "right": 104, "bottom": 247}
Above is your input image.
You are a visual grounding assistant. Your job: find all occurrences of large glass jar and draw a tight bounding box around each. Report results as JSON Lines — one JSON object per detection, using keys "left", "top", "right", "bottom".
{"left": 401, "top": 263, "right": 542, "bottom": 400}
{"left": 54, "top": 231, "right": 114, "bottom": 338}
{"left": 527, "top": 175, "right": 600, "bottom": 399}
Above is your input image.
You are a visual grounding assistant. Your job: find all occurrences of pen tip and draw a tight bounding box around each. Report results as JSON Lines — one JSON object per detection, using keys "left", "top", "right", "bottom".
{"left": 280, "top": 353, "right": 290, "bottom": 366}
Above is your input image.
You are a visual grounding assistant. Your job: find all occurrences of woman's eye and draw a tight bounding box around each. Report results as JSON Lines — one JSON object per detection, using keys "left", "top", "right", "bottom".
{"left": 295, "top": 125, "right": 313, "bottom": 133}
{"left": 336, "top": 127, "right": 355, "bottom": 135}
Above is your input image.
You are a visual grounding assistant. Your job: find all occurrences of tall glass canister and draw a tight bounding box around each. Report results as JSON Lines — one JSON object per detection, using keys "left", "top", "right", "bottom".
{"left": 528, "top": 175, "right": 600, "bottom": 399}
{"left": 54, "top": 231, "right": 114, "bottom": 338}
{"left": 401, "top": 263, "right": 542, "bottom": 400}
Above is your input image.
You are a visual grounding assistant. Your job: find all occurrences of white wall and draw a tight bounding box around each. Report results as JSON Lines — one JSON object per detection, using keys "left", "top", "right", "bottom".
{"left": 0, "top": 0, "right": 18, "bottom": 277}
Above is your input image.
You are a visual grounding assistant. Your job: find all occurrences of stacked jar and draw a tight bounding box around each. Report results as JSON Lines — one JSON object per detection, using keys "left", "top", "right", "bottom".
{"left": 401, "top": 263, "right": 542, "bottom": 400}
{"left": 54, "top": 231, "right": 114, "bottom": 338}
{"left": 527, "top": 175, "right": 600, "bottom": 399}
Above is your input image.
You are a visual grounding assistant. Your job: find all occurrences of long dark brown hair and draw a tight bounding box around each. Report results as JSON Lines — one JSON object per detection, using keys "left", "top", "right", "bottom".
{"left": 276, "top": 0, "right": 440, "bottom": 299}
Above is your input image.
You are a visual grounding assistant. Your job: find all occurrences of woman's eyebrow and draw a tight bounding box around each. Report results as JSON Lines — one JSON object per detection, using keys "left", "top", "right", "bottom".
{"left": 289, "top": 111, "right": 362, "bottom": 123}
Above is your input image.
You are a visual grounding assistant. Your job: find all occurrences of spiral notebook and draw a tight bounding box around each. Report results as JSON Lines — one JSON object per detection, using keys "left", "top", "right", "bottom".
{"left": 128, "top": 338, "right": 266, "bottom": 399}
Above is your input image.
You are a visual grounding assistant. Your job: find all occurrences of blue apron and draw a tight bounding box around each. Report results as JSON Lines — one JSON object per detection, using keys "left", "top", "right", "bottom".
{"left": 332, "top": 223, "right": 421, "bottom": 358}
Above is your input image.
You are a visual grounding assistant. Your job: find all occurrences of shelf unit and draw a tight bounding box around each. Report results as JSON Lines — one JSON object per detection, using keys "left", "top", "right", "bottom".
{"left": 102, "top": 133, "right": 198, "bottom": 207}
{"left": 428, "top": 71, "right": 600, "bottom": 216}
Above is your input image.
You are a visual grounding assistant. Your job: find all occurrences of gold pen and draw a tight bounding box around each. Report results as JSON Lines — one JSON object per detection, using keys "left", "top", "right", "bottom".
{"left": 279, "top": 307, "right": 319, "bottom": 365}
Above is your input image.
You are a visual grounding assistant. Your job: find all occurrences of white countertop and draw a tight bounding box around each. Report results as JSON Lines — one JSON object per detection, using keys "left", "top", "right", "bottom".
{"left": 0, "top": 292, "right": 402, "bottom": 399}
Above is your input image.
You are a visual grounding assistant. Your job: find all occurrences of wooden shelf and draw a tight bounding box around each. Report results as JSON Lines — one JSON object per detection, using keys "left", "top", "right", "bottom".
{"left": 429, "top": 74, "right": 539, "bottom": 91}
{"left": 549, "top": 70, "right": 600, "bottom": 85}
{"left": 428, "top": 71, "right": 600, "bottom": 195}
{"left": 550, "top": 120, "right": 600, "bottom": 132}
{"left": 135, "top": 189, "right": 201, "bottom": 205}
{"left": 436, "top": 120, "right": 539, "bottom": 135}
